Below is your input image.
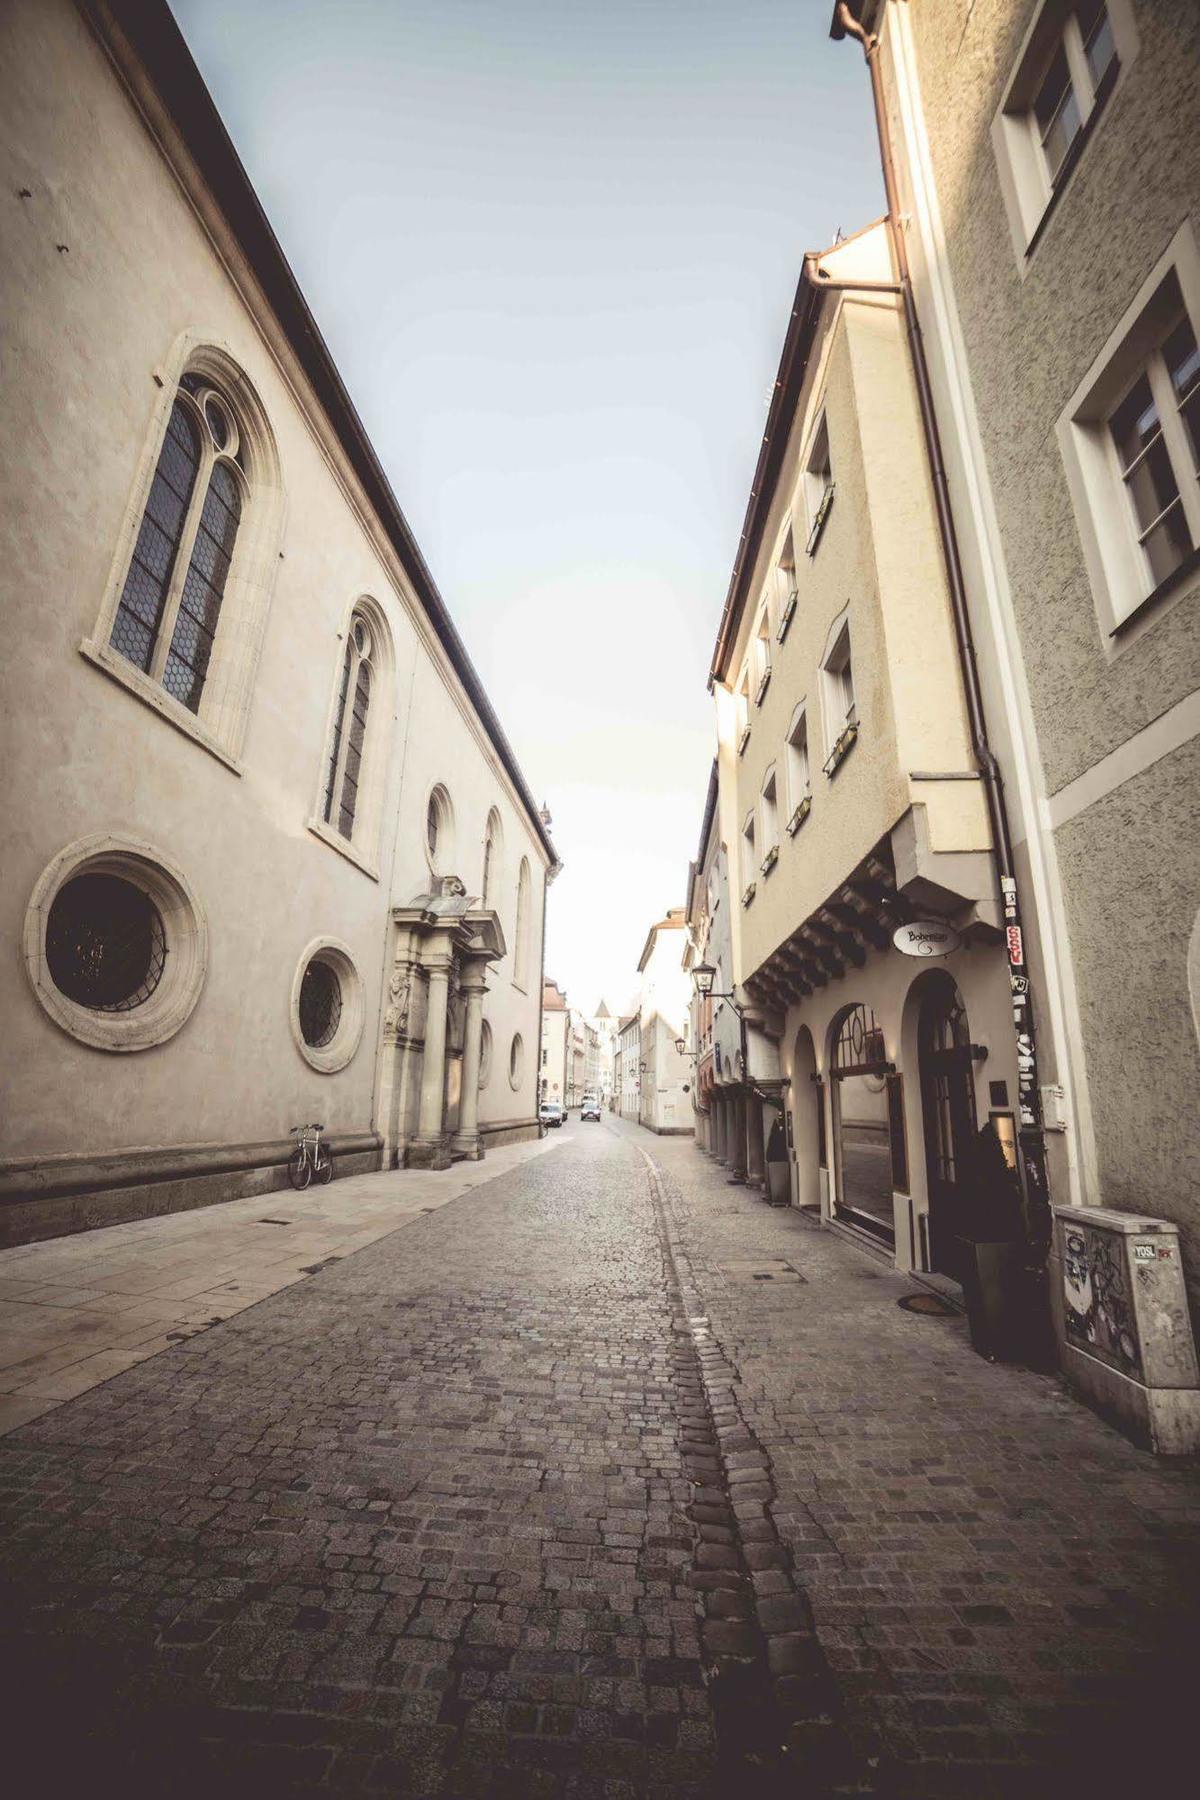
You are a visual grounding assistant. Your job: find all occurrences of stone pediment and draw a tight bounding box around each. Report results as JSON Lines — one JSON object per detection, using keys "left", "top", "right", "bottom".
{"left": 393, "top": 875, "right": 506, "bottom": 962}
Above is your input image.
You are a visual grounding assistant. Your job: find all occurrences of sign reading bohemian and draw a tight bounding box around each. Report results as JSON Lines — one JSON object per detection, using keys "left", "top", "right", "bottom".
{"left": 892, "top": 919, "right": 962, "bottom": 958}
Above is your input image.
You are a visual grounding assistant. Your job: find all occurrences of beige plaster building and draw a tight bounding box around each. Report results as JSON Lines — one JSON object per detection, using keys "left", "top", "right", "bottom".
{"left": 540, "top": 980, "right": 570, "bottom": 1107}
{"left": 685, "top": 764, "right": 744, "bottom": 1167}
{"left": 0, "top": 0, "right": 556, "bottom": 1245}
{"left": 616, "top": 1015, "right": 641, "bottom": 1122}
{"left": 633, "top": 910, "right": 694, "bottom": 1137}
{"left": 830, "top": 1, "right": 1200, "bottom": 1319}
{"left": 708, "top": 221, "right": 1019, "bottom": 1275}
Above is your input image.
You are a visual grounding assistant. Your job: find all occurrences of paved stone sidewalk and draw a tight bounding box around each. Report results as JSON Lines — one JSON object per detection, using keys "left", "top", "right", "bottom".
{"left": 629, "top": 1121, "right": 1200, "bottom": 1799}
{"left": 0, "top": 1124, "right": 721, "bottom": 1797}
{"left": 0, "top": 1134, "right": 558, "bottom": 1436}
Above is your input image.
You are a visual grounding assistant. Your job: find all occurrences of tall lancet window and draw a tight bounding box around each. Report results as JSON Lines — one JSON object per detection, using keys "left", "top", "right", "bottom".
{"left": 110, "top": 374, "right": 246, "bottom": 714}
{"left": 323, "top": 615, "right": 374, "bottom": 841}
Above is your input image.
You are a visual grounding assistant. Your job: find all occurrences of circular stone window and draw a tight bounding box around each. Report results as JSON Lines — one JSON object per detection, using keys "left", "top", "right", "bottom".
{"left": 508, "top": 1031, "right": 525, "bottom": 1092}
{"left": 291, "top": 939, "right": 364, "bottom": 1074}
{"left": 24, "top": 836, "right": 207, "bottom": 1052}
{"left": 46, "top": 873, "right": 167, "bottom": 1013}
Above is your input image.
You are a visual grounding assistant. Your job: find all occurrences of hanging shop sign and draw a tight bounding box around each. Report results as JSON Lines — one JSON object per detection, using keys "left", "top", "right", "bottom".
{"left": 892, "top": 919, "right": 961, "bottom": 958}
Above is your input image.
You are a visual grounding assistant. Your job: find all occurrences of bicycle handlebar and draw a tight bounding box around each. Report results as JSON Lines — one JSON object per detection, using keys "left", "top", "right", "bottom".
{"left": 290, "top": 1122, "right": 325, "bottom": 1133}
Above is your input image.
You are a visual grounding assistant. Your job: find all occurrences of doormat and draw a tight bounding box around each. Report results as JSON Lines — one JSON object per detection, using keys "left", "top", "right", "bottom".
{"left": 898, "top": 1292, "right": 957, "bottom": 1317}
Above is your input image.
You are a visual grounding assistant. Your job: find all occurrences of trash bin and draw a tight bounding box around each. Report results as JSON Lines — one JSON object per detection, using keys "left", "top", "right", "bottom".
{"left": 766, "top": 1116, "right": 790, "bottom": 1207}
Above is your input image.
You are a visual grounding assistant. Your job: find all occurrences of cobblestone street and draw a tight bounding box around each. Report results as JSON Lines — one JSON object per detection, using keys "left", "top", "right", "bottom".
{"left": 2, "top": 1120, "right": 1199, "bottom": 1798}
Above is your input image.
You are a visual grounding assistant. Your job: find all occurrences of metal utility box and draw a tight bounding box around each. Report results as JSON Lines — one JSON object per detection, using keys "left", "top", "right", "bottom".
{"left": 1049, "top": 1205, "right": 1200, "bottom": 1455}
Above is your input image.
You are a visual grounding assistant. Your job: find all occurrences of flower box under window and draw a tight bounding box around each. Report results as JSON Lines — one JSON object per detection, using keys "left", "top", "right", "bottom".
{"left": 760, "top": 844, "right": 778, "bottom": 878}
{"left": 786, "top": 793, "right": 812, "bottom": 836}
{"left": 741, "top": 881, "right": 757, "bottom": 908}
{"left": 777, "top": 589, "right": 798, "bottom": 642}
{"left": 754, "top": 668, "right": 772, "bottom": 706}
{"left": 806, "top": 482, "right": 835, "bottom": 557}
{"left": 823, "top": 711, "right": 858, "bottom": 778}
{"left": 737, "top": 725, "right": 752, "bottom": 758}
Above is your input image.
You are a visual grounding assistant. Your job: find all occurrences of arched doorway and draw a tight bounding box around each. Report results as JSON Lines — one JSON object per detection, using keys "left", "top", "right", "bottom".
{"left": 790, "top": 1026, "right": 821, "bottom": 1210}
{"left": 917, "top": 974, "right": 977, "bottom": 1278}
{"left": 830, "top": 1004, "right": 894, "bottom": 1246}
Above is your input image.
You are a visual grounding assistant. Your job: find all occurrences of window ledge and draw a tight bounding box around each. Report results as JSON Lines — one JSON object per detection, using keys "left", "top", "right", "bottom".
{"left": 737, "top": 725, "right": 752, "bottom": 757}
{"left": 1109, "top": 544, "right": 1200, "bottom": 639}
{"left": 760, "top": 845, "right": 779, "bottom": 878}
{"left": 823, "top": 717, "right": 859, "bottom": 778}
{"left": 79, "top": 638, "right": 242, "bottom": 774}
{"left": 754, "top": 669, "right": 772, "bottom": 707}
{"left": 777, "top": 590, "right": 798, "bottom": 642}
{"left": 306, "top": 816, "right": 380, "bottom": 882}
{"left": 1023, "top": 59, "right": 1119, "bottom": 263}
{"left": 806, "top": 484, "right": 835, "bottom": 557}
{"left": 741, "top": 882, "right": 757, "bottom": 909}
{"left": 786, "top": 794, "right": 812, "bottom": 836}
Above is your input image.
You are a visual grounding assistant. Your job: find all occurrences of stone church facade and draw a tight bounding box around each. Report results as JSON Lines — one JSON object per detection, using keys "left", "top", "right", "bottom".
{"left": 0, "top": 0, "right": 557, "bottom": 1244}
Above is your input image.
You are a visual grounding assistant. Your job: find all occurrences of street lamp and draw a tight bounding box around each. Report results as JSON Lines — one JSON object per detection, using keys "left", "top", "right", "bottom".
{"left": 690, "top": 962, "right": 748, "bottom": 1079}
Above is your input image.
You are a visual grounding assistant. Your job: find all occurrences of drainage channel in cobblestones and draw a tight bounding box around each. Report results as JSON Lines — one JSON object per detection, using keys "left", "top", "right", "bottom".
{"left": 628, "top": 1132, "right": 877, "bottom": 1798}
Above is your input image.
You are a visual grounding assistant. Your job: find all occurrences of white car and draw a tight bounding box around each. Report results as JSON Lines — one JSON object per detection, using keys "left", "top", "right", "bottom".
{"left": 581, "top": 1097, "right": 601, "bottom": 1122}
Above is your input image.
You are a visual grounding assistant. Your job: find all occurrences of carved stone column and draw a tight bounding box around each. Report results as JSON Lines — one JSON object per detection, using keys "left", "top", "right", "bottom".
{"left": 728, "top": 1089, "right": 748, "bottom": 1183}
{"left": 451, "top": 963, "right": 488, "bottom": 1161}
{"left": 746, "top": 1092, "right": 766, "bottom": 1189}
{"left": 409, "top": 958, "right": 452, "bottom": 1169}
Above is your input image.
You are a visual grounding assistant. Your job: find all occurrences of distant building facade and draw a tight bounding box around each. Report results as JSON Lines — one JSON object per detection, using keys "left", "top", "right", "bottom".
{"left": 634, "top": 910, "right": 694, "bottom": 1136}
{"left": 540, "top": 980, "right": 570, "bottom": 1106}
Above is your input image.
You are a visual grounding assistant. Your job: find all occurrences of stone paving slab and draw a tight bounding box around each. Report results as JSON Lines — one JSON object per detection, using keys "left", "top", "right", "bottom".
{"left": 0, "top": 1123, "right": 721, "bottom": 1796}
{"left": 0, "top": 1134, "right": 557, "bottom": 1436}
{"left": 629, "top": 1121, "right": 1200, "bottom": 1799}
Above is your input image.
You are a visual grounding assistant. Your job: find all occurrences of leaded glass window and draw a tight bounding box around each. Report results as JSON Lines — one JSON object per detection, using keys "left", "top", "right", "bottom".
{"left": 323, "top": 616, "right": 374, "bottom": 842}
{"left": 110, "top": 374, "right": 248, "bottom": 713}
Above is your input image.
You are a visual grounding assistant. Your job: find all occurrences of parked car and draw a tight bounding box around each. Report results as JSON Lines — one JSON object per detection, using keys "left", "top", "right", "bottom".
{"left": 581, "top": 1098, "right": 601, "bottom": 1122}
{"left": 539, "top": 1101, "right": 564, "bottom": 1129}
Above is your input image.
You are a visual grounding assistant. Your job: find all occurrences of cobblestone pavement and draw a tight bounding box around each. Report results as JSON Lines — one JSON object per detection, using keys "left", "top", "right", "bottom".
{"left": 3, "top": 1120, "right": 1200, "bottom": 1799}
{"left": 631, "top": 1121, "right": 1200, "bottom": 1799}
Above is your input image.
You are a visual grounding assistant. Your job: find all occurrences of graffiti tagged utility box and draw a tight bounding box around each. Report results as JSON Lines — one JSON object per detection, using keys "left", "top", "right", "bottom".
{"left": 1050, "top": 1206, "right": 1200, "bottom": 1455}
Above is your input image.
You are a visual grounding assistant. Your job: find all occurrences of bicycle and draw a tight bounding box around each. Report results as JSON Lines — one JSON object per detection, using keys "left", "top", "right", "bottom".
{"left": 288, "top": 1121, "right": 333, "bottom": 1190}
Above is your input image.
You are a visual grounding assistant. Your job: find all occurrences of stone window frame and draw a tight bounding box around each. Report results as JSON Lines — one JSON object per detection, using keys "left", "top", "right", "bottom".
{"left": 991, "top": 0, "right": 1138, "bottom": 268}
{"left": 81, "top": 331, "right": 284, "bottom": 773}
{"left": 774, "top": 522, "right": 800, "bottom": 641}
{"left": 751, "top": 603, "right": 773, "bottom": 704}
{"left": 819, "top": 607, "right": 858, "bottom": 774}
{"left": 801, "top": 408, "right": 835, "bottom": 555}
{"left": 308, "top": 596, "right": 395, "bottom": 880}
{"left": 479, "top": 1018, "right": 494, "bottom": 1088}
{"left": 740, "top": 808, "right": 757, "bottom": 904}
{"left": 23, "top": 833, "right": 208, "bottom": 1053}
{"left": 423, "top": 782, "right": 457, "bottom": 879}
{"left": 759, "top": 764, "right": 780, "bottom": 874}
{"left": 785, "top": 699, "right": 812, "bottom": 832}
{"left": 1057, "top": 222, "right": 1200, "bottom": 652}
{"left": 509, "top": 1030, "right": 525, "bottom": 1092}
{"left": 290, "top": 937, "right": 365, "bottom": 1075}
{"left": 482, "top": 807, "right": 504, "bottom": 910}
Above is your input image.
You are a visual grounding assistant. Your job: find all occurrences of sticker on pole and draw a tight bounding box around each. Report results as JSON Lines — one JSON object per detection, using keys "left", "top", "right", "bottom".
{"left": 892, "top": 920, "right": 961, "bottom": 958}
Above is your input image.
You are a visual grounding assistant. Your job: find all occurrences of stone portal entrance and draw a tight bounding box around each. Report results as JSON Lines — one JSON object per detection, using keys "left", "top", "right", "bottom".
{"left": 377, "top": 877, "right": 506, "bottom": 1170}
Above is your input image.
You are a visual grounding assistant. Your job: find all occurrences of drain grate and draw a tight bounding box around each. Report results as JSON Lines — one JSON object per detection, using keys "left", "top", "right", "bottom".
{"left": 258, "top": 1218, "right": 291, "bottom": 1226}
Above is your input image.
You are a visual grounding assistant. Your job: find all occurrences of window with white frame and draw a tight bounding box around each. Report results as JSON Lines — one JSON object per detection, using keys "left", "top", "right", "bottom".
{"left": 775, "top": 526, "right": 798, "bottom": 638}
{"left": 741, "top": 811, "right": 756, "bottom": 900}
{"left": 759, "top": 768, "right": 779, "bottom": 874}
{"left": 736, "top": 666, "right": 752, "bottom": 753}
{"left": 803, "top": 412, "right": 834, "bottom": 553}
{"left": 752, "top": 607, "right": 772, "bottom": 702}
{"left": 1059, "top": 241, "right": 1200, "bottom": 636}
{"left": 820, "top": 616, "right": 857, "bottom": 771}
{"left": 785, "top": 702, "right": 811, "bottom": 829}
{"left": 993, "top": 1, "right": 1135, "bottom": 258}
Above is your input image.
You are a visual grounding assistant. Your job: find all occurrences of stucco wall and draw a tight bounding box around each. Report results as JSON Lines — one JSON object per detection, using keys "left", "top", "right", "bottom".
{"left": 0, "top": 0, "right": 546, "bottom": 1182}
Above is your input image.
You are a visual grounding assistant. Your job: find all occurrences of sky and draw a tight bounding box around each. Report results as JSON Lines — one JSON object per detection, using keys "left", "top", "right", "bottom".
{"left": 172, "top": 0, "right": 883, "bottom": 1016}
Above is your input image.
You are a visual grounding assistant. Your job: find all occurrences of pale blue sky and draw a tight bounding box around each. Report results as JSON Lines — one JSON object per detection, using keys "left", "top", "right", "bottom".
{"left": 172, "top": 0, "right": 882, "bottom": 1013}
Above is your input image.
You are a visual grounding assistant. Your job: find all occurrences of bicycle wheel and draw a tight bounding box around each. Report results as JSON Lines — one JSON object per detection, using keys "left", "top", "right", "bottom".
{"left": 288, "top": 1146, "right": 312, "bottom": 1191}
{"left": 315, "top": 1143, "right": 334, "bottom": 1185}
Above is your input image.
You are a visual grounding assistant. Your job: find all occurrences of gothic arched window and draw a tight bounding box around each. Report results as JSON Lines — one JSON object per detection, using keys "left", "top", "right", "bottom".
{"left": 323, "top": 615, "right": 375, "bottom": 841}
{"left": 110, "top": 374, "right": 247, "bottom": 715}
